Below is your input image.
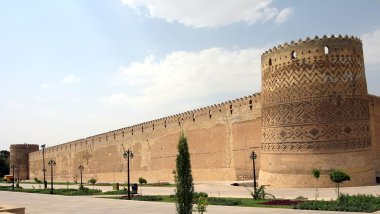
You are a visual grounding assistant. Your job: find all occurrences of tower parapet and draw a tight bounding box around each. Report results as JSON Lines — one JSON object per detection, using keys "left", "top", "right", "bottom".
{"left": 260, "top": 35, "right": 375, "bottom": 187}
{"left": 10, "top": 144, "right": 39, "bottom": 180}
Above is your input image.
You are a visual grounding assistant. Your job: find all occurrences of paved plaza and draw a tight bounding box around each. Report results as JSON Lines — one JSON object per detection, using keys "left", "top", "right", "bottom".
{"left": 2, "top": 182, "right": 380, "bottom": 213}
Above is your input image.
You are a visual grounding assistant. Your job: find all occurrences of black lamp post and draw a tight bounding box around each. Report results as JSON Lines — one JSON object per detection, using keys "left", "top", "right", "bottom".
{"left": 16, "top": 168, "right": 20, "bottom": 188}
{"left": 250, "top": 151, "right": 258, "bottom": 198}
{"left": 78, "top": 165, "right": 84, "bottom": 189}
{"left": 11, "top": 165, "right": 16, "bottom": 191}
{"left": 41, "top": 144, "right": 47, "bottom": 189}
{"left": 123, "top": 149, "right": 134, "bottom": 200}
{"left": 48, "top": 160, "right": 56, "bottom": 194}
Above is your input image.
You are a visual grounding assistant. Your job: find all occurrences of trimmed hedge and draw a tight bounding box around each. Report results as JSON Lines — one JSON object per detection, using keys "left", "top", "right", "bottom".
{"left": 293, "top": 194, "right": 380, "bottom": 213}
{"left": 0, "top": 186, "right": 101, "bottom": 195}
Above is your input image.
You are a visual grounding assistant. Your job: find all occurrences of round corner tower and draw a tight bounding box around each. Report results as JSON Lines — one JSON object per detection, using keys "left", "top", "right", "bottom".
{"left": 260, "top": 35, "right": 375, "bottom": 187}
{"left": 10, "top": 144, "right": 39, "bottom": 180}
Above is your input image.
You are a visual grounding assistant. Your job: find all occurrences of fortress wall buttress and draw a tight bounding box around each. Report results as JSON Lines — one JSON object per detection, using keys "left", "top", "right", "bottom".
{"left": 260, "top": 35, "right": 376, "bottom": 187}
{"left": 369, "top": 95, "right": 380, "bottom": 179}
{"left": 29, "top": 94, "right": 262, "bottom": 183}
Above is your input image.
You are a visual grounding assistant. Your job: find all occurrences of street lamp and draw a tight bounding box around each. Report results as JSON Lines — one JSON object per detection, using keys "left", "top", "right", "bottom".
{"left": 48, "top": 160, "right": 56, "bottom": 194}
{"left": 11, "top": 165, "right": 16, "bottom": 191}
{"left": 16, "top": 168, "right": 20, "bottom": 188}
{"left": 123, "top": 149, "right": 134, "bottom": 200}
{"left": 78, "top": 165, "right": 84, "bottom": 189}
{"left": 250, "top": 151, "right": 258, "bottom": 199}
{"left": 41, "top": 144, "right": 47, "bottom": 189}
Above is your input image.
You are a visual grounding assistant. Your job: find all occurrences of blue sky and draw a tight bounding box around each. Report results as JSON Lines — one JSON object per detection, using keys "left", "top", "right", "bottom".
{"left": 1, "top": 0, "right": 379, "bottom": 150}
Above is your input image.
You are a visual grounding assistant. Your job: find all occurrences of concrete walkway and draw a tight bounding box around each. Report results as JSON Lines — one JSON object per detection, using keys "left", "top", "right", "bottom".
{"left": 0, "top": 191, "right": 363, "bottom": 214}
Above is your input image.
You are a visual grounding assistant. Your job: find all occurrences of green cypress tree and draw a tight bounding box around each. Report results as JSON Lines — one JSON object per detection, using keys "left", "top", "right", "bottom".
{"left": 174, "top": 132, "right": 194, "bottom": 214}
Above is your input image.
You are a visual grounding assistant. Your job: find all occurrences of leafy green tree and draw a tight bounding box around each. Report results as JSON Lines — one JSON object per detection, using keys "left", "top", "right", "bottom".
{"left": 0, "top": 150, "right": 10, "bottom": 177}
{"left": 88, "top": 177, "right": 97, "bottom": 189}
{"left": 329, "top": 170, "right": 350, "bottom": 197}
{"left": 312, "top": 168, "right": 320, "bottom": 200}
{"left": 174, "top": 132, "right": 194, "bottom": 214}
{"left": 138, "top": 177, "right": 147, "bottom": 195}
{"left": 195, "top": 196, "right": 208, "bottom": 214}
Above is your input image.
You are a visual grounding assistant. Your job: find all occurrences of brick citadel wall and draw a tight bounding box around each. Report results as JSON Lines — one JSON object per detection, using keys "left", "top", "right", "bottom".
{"left": 23, "top": 35, "right": 380, "bottom": 187}
{"left": 28, "top": 94, "right": 262, "bottom": 183}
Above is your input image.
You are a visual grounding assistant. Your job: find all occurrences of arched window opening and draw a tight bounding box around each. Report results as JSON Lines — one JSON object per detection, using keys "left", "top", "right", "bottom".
{"left": 192, "top": 114, "right": 195, "bottom": 122}
{"left": 324, "top": 45, "right": 329, "bottom": 55}
{"left": 269, "top": 58, "right": 272, "bottom": 66}
{"left": 209, "top": 110, "right": 212, "bottom": 119}
{"left": 291, "top": 51, "right": 297, "bottom": 59}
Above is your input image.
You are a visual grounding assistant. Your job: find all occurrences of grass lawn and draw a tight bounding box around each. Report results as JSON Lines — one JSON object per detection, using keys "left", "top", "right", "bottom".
{"left": 102, "top": 195, "right": 293, "bottom": 209}
{"left": 0, "top": 185, "right": 101, "bottom": 195}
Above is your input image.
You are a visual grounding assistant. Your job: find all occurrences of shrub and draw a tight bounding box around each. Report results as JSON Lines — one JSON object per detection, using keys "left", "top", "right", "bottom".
{"left": 132, "top": 195, "right": 163, "bottom": 201}
{"left": 247, "top": 185, "right": 275, "bottom": 200}
{"left": 293, "top": 194, "right": 380, "bottom": 212}
{"left": 312, "top": 168, "right": 320, "bottom": 200}
{"left": 329, "top": 170, "right": 350, "bottom": 197}
{"left": 193, "top": 192, "right": 208, "bottom": 199}
{"left": 194, "top": 196, "right": 208, "bottom": 214}
{"left": 138, "top": 177, "right": 147, "bottom": 185}
{"left": 33, "top": 177, "right": 42, "bottom": 184}
{"left": 138, "top": 177, "right": 147, "bottom": 195}
{"left": 207, "top": 197, "right": 242, "bottom": 206}
{"left": 88, "top": 177, "right": 98, "bottom": 189}
{"left": 102, "top": 190, "right": 127, "bottom": 195}
{"left": 259, "top": 199, "right": 301, "bottom": 205}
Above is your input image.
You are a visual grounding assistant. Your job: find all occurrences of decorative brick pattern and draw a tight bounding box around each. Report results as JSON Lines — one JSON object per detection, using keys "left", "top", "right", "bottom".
{"left": 261, "top": 36, "right": 371, "bottom": 153}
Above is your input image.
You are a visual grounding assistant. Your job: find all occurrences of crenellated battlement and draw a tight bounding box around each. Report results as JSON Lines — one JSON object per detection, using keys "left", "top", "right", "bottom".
{"left": 10, "top": 144, "right": 39, "bottom": 150}
{"left": 261, "top": 34, "right": 363, "bottom": 68}
{"left": 369, "top": 94, "right": 380, "bottom": 104}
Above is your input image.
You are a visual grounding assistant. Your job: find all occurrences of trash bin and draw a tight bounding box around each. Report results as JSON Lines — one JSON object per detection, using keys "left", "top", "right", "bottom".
{"left": 113, "top": 183, "right": 119, "bottom": 190}
{"left": 131, "top": 183, "right": 138, "bottom": 193}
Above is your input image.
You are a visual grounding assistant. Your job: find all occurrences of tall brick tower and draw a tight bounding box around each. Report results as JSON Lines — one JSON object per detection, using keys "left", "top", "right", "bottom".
{"left": 9, "top": 144, "right": 39, "bottom": 180}
{"left": 260, "top": 35, "right": 375, "bottom": 187}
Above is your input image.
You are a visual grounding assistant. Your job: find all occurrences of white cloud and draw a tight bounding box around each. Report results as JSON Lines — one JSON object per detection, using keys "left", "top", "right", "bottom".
{"left": 102, "top": 47, "right": 262, "bottom": 107}
{"left": 275, "top": 8, "right": 294, "bottom": 24}
{"left": 121, "top": 0, "right": 292, "bottom": 28}
{"left": 362, "top": 28, "right": 380, "bottom": 66}
{"left": 40, "top": 84, "right": 50, "bottom": 89}
{"left": 61, "top": 75, "right": 81, "bottom": 84}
